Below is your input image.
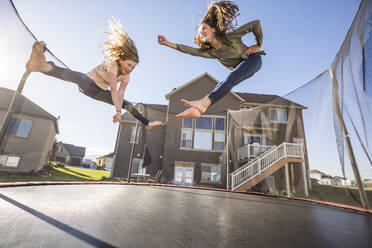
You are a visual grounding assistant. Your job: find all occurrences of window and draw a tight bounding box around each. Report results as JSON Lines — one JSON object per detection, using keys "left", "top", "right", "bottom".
{"left": 182, "top": 118, "right": 193, "bottom": 128}
{"left": 180, "top": 116, "right": 225, "bottom": 151}
{"left": 195, "top": 117, "right": 212, "bottom": 129}
{"left": 293, "top": 138, "right": 305, "bottom": 152}
{"left": 194, "top": 132, "right": 212, "bottom": 150}
{"left": 0, "top": 153, "right": 21, "bottom": 168}
{"left": 214, "top": 133, "right": 225, "bottom": 151}
{"left": 244, "top": 135, "right": 266, "bottom": 145}
{"left": 215, "top": 117, "right": 225, "bottom": 131}
{"left": 201, "top": 164, "right": 221, "bottom": 183}
{"left": 270, "top": 109, "right": 287, "bottom": 122}
{"left": 181, "top": 130, "right": 193, "bottom": 148}
{"left": 7, "top": 118, "right": 32, "bottom": 138}
{"left": 130, "top": 126, "right": 140, "bottom": 143}
{"left": 240, "top": 106, "right": 252, "bottom": 110}
{"left": 58, "top": 145, "right": 63, "bottom": 153}
{"left": 131, "top": 158, "right": 145, "bottom": 175}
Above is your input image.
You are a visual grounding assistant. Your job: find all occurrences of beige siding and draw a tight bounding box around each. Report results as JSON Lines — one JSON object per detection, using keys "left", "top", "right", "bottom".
{"left": 0, "top": 113, "right": 56, "bottom": 173}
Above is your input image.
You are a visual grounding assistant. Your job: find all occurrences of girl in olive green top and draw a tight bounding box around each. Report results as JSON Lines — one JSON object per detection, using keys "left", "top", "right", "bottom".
{"left": 158, "top": 0, "right": 265, "bottom": 118}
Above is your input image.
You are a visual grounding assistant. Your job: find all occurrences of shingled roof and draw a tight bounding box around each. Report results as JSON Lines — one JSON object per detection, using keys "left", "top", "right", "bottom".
{"left": 235, "top": 92, "right": 306, "bottom": 109}
{"left": 0, "top": 87, "right": 59, "bottom": 133}
{"left": 63, "top": 143, "right": 86, "bottom": 157}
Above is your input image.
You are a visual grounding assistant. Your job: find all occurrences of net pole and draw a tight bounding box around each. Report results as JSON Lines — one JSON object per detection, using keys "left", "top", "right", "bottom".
{"left": 331, "top": 69, "right": 370, "bottom": 209}
{"left": 0, "top": 70, "right": 31, "bottom": 147}
{"left": 127, "top": 104, "right": 141, "bottom": 183}
{"left": 226, "top": 109, "right": 230, "bottom": 190}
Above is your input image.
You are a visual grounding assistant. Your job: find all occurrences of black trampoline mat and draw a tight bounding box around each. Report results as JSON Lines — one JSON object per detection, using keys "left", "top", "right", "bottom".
{"left": 0, "top": 184, "right": 371, "bottom": 248}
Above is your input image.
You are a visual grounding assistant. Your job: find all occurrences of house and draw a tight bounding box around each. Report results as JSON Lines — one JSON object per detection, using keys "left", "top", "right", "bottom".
{"left": 96, "top": 152, "right": 114, "bottom": 170}
{"left": 54, "top": 142, "right": 86, "bottom": 166}
{"left": 310, "top": 169, "right": 322, "bottom": 184}
{"left": 320, "top": 175, "right": 333, "bottom": 185}
{"left": 111, "top": 73, "right": 309, "bottom": 196}
{"left": 0, "top": 87, "right": 59, "bottom": 173}
{"left": 334, "top": 176, "right": 351, "bottom": 186}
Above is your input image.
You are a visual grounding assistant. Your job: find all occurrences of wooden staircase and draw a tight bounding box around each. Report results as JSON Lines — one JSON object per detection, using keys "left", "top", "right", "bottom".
{"left": 231, "top": 143, "right": 304, "bottom": 191}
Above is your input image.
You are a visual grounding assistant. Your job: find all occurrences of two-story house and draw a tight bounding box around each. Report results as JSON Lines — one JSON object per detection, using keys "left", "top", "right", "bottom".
{"left": 0, "top": 87, "right": 59, "bottom": 173}
{"left": 111, "top": 73, "right": 309, "bottom": 196}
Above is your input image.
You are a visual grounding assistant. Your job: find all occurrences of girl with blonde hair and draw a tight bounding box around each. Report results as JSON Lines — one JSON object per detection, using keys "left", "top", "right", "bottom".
{"left": 26, "top": 18, "right": 162, "bottom": 128}
{"left": 158, "top": 1, "right": 265, "bottom": 118}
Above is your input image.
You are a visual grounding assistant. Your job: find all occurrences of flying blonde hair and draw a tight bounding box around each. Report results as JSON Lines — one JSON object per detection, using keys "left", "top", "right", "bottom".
{"left": 102, "top": 17, "right": 139, "bottom": 66}
{"left": 194, "top": 0, "right": 239, "bottom": 49}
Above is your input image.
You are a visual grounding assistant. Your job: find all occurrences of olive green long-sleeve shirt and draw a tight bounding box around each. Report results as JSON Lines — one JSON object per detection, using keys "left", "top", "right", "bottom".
{"left": 176, "top": 20, "right": 265, "bottom": 70}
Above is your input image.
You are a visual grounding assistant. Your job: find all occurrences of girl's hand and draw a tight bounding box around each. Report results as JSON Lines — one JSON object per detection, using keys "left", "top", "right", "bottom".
{"left": 113, "top": 112, "right": 121, "bottom": 123}
{"left": 245, "top": 45, "right": 261, "bottom": 55}
{"left": 158, "top": 35, "right": 168, "bottom": 46}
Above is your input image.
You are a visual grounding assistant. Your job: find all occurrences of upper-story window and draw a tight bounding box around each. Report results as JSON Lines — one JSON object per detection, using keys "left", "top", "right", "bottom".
{"left": 180, "top": 116, "right": 225, "bottom": 151}
{"left": 130, "top": 126, "right": 141, "bottom": 143}
{"left": 270, "top": 109, "right": 287, "bottom": 123}
{"left": 240, "top": 105, "right": 252, "bottom": 110}
{"left": 7, "top": 118, "right": 32, "bottom": 138}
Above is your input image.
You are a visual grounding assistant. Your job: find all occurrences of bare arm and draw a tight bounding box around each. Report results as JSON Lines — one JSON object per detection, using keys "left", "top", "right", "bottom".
{"left": 107, "top": 63, "right": 122, "bottom": 123}
{"left": 117, "top": 76, "right": 129, "bottom": 110}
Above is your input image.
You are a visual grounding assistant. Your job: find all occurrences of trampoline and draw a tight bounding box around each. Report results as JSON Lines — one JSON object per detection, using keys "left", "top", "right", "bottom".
{"left": 0, "top": 184, "right": 371, "bottom": 248}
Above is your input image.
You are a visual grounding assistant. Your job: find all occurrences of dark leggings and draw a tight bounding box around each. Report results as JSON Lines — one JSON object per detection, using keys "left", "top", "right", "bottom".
{"left": 44, "top": 63, "right": 150, "bottom": 126}
{"left": 208, "top": 53, "right": 262, "bottom": 105}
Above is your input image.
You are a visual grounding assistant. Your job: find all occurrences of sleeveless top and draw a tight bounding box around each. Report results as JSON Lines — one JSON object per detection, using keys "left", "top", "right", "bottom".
{"left": 86, "top": 63, "right": 121, "bottom": 90}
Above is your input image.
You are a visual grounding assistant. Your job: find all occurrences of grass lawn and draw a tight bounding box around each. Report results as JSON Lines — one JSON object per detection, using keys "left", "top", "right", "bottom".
{"left": 0, "top": 165, "right": 124, "bottom": 183}
{"left": 295, "top": 184, "right": 372, "bottom": 209}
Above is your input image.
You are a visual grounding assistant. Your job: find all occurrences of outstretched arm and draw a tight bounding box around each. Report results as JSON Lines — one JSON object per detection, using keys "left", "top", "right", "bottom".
{"left": 108, "top": 63, "right": 122, "bottom": 123}
{"left": 158, "top": 35, "right": 177, "bottom": 49}
{"left": 158, "top": 35, "right": 212, "bottom": 59}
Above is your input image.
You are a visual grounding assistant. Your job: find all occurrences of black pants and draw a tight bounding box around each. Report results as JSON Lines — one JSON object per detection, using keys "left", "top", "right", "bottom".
{"left": 44, "top": 63, "right": 149, "bottom": 126}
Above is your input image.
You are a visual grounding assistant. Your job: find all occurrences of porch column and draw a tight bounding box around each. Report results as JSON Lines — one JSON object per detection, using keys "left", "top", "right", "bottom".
{"left": 302, "top": 162, "right": 309, "bottom": 197}
{"left": 291, "top": 164, "right": 296, "bottom": 194}
{"left": 285, "top": 163, "right": 290, "bottom": 197}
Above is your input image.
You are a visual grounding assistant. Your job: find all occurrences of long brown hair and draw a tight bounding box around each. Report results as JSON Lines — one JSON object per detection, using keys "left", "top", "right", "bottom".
{"left": 194, "top": 1, "right": 239, "bottom": 50}
{"left": 102, "top": 17, "right": 139, "bottom": 66}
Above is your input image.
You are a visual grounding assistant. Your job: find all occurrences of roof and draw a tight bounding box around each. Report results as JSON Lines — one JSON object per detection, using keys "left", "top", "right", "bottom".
{"left": 164, "top": 73, "right": 305, "bottom": 109}
{"left": 165, "top": 72, "right": 244, "bottom": 102}
{"left": 0, "top": 87, "right": 59, "bottom": 133}
{"left": 97, "top": 152, "right": 114, "bottom": 159}
{"left": 122, "top": 103, "right": 169, "bottom": 121}
{"left": 62, "top": 143, "right": 86, "bottom": 157}
{"left": 235, "top": 92, "right": 306, "bottom": 109}
{"left": 142, "top": 103, "right": 168, "bottom": 112}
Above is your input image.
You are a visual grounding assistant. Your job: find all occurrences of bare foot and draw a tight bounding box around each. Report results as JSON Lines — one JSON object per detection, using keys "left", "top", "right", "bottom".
{"left": 146, "top": 121, "right": 163, "bottom": 130}
{"left": 181, "top": 98, "right": 211, "bottom": 114}
{"left": 176, "top": 107, "right": 201, "bottom": 119}
{"left": 26, "top": 41, "right": 51, "bottom": 72}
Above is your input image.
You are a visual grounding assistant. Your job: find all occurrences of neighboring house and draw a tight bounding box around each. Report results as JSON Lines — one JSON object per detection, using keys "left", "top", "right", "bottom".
{"left": 310, "top": 169, "right": 322, "bottom": 184}
{"left": 54, "top": 142, "right": 86, "bottom": 166}
{"left": 320, "top": 175, "right": 333, "bottom": 185}
{"left": 333, "top": 176, "right": 351, "bottom": 186}
{"left": 111, "top": 73, "right": 309, "bottom": 196}
{"left": 96, "top": 152, "right": 114, "bottom": 170}
{"left": 0, "top": 87, "right": 59, "bottom": 173}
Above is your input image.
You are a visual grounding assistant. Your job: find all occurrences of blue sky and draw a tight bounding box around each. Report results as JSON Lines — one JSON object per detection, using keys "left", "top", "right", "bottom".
{"left": 4, "top": 0, "right": 362, "bottom": 170}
